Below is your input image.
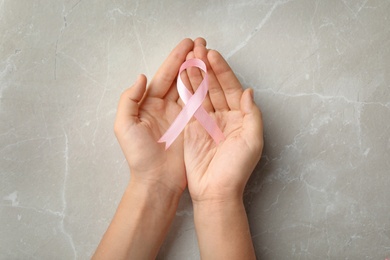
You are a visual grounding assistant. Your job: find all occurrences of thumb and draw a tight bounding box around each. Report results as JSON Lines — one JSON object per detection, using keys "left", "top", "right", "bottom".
{"left": 115, "top": 74, "right": 147, "bottom": 130}
{"left": 240, "top": 88, "right": 264, "bottom": 151}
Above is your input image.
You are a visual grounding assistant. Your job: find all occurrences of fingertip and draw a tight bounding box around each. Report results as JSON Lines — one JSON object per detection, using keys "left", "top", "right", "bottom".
{"left": 207, "top": 49, "right": 221, "bottom": 63}
{"left": 172, "top": 38, "right": 194, "bottom": 62}
{"left": 241, "top": 88, "right": 254, "bottom": 114}
{"left": 137, "top": 73, "right": 147, "bottom": 85}
{"left": 182, "top": 37, "right": 194, "bottom": 45}
{"left": 181, "top": 38, "right": 194, "bottom": 50}
{"left": 207, "top": 49, "right": 226, "bottom": 72}
{"left": 136, "top": 73, "right": 147, "bottom": 89}
{"left": 129, "top": 74, "right": 147, "bottom": 102}
{"left": 241, "top": 88, "right": 264, "bottom": 152}
{"left": 242, "top": 88, "right": 263, "bottom": 126}
{"left": 115, "top": 75, "right": 148, "bottom": 133}
{"left": 194, "top": 39, "right": 208, "bottom": 63}
{"left": 248, "top": 88, "right": 254, "bottom": 102}
{"left": 178, "top": 39, "right": 195, "bottom": 62}
{"left": 194, "top": 37, "right": 206, "bottom": 47}
{"left": 247, "top": 88, "right": 263, "bottom": 118}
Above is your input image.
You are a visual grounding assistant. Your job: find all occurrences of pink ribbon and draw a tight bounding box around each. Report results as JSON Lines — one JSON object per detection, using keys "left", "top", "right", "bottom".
{"left": 158, "top": 58, "right": 225, "bottom": 149}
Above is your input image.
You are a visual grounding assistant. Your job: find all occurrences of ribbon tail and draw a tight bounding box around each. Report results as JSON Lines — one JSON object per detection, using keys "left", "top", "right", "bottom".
{"left": 158, "top": 136, "right": 174, "bottom": 150}
{"left": 194, "top": 108, "right": 225, "bottom": 144}
{"left": 158, "top": 117, "right": 186, "bottom": 150}
{"left": 158, "top": 95, "right": 203, "bottom": 149}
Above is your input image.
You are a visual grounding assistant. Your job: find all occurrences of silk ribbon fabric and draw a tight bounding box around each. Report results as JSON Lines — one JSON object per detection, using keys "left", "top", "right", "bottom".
{"left": 158, "top": 58, "right": 225, "bottom": 149}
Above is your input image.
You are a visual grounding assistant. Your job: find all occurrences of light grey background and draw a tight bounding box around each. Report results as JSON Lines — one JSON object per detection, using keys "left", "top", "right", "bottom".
{"left": 1, "top": 0, "right": 390, "bottom": 259}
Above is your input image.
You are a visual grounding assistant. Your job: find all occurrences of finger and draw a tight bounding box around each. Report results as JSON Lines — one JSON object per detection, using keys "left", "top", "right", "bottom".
{"left": 241, "top": 88, "right": 264, "bottom": 154}
{"left": 148, "top": 38, "right": 194, "bottom": 98}
{"left": 186, "top": 48, "right": 214, "bottom": 112}
{"left": 114, "top": 75, "right": 147, "bottom": 132}
{"left": 170, "top": 51, "right": 193, "bottom": 108}
{"left": 180, "top": 51, "right": 195, "bottom": 94}
{"left": 208, "top": 50, "right": 243, "bottom": 111}
{"left": 202, "top": 49, "right": 229, "bottom": 112}
{"left": 190, "top": 38, "right": 206, "bottom": 89}
{"left": 194, "top": 37, "right": 206, "bottom": 47}
{"left": 164, "top": 82, "right": 180, "bottom": 103}
{"left": 164, "top": 52, "right": 195, "bottom": 103}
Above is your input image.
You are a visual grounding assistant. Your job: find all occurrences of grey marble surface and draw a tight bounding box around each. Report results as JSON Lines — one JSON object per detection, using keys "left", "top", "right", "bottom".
{"left": 1, "top": 0, "right": 390, "bottom": 259}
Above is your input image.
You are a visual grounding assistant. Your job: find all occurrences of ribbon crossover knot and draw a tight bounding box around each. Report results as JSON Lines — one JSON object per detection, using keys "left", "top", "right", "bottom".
{"left": 158, "top": 58, "right": 225, "bottom": 149}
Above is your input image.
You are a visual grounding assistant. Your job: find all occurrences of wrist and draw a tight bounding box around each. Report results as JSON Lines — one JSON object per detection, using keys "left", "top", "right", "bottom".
{"left": 192, "top": 195, "right": 255, "bottom": 260}
{"left": 129, "top": 168, "right": 185, "bottom": 197}
{"left": 126, "top": 178, "right": 183, "bottom": 214}
{"left": 192, "top": 195, "right": 244, "bottom": 213}
{"left": 190, "top": 185, "right": 245, "bottom": 207}
{"left": 93, "top": 176, "right": 182, "bottom": 259}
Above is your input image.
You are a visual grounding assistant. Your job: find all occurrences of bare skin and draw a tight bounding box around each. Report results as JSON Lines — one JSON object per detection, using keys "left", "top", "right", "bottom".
{"left": 92, "top": 38, "right": 192, "bottom": 260}
{"left": 92, "top": 38, "right": 263, "bottom": 260}
{"left": 184, "top": 38, "right": 263, "bottom": 260}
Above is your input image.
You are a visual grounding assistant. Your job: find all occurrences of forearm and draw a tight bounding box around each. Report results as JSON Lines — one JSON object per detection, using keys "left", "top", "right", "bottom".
{"left": 93, "top": 179, "right": 182, "bottom": 260}
{"left": 193, "top": 198, "right": 256, "bottom": 260}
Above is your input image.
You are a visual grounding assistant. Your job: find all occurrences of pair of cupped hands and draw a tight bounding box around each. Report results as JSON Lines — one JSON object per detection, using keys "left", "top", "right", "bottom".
{"left": 114, "top": 38, "right": 263, "bottom": 203}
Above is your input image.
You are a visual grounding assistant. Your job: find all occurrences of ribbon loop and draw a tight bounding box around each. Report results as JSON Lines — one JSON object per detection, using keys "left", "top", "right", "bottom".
{"left": 158, "top": 59, "right": 224, "bottom": 149}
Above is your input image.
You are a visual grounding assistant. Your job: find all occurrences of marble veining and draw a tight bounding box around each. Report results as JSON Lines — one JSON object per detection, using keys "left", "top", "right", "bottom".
{"left": 1, "top": 0, "right": 389, "bottom": 259}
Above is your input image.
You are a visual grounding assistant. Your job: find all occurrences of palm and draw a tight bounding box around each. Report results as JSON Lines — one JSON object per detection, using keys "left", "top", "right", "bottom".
{"left": 182, "top": 46, "right": 263, "bottom": 201}
{"left": 114, "top": 39, "right": 195, "bottom": 193}
{"left": 122, "top": 96, "right": 185, "bottom": 190}
{"left": 185, "top": 110, "right": 257, "bottom": 200}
